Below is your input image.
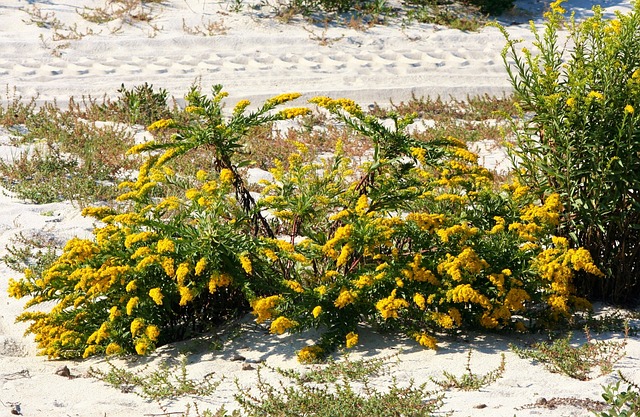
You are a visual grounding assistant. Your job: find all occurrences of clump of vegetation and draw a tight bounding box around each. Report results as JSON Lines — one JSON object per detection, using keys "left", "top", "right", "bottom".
{"left": 511, "top": 326, "right": 628, "bottom": 381}
{"left": 431, "top": 349, "right": 506, "bottom": 390}
{"left": 231, "top": 356, "right": 443, "bottom": 417}
{"left": 497, "top": 0, "right": 640, "bottom": 305}
{"left": 6, "top": 84, "right": 602, "bottom": 360}
{"left": 88, "top": 356, "right": 220, "bottom": 401}
{"left": 89, "top": 354, "right": 443, "bottom": 417}
{"left": 598, "top": 372, "right": 640, "bottom": 417}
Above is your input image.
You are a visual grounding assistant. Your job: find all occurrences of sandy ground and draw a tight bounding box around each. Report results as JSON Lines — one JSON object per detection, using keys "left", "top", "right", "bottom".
{"left": 1, "top": 0, "right": 639, "bottom": 416}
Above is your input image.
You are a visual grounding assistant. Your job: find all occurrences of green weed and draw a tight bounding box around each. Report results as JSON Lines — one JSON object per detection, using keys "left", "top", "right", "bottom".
{"left": 431, "top": 349, "right": 506, "bottom": 390}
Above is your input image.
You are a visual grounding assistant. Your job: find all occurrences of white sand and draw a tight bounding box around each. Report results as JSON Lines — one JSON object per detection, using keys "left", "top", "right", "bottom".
{"left": 0, "top": 0, "right": 614, "bottom": 107}
{"left": 1, "top": 0, "right": 640, "bottom": 416}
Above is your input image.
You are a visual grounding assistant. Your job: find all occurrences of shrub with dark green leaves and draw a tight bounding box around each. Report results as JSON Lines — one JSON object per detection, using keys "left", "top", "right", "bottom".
{"left": 496, "top": 0, "right": 640, "bottom": 305}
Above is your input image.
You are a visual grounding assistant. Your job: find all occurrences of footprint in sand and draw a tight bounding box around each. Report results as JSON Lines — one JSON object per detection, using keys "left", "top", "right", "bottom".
{"left": 91, "top": 63, "right": 116, "bottom": 75}
{"left": 171, "top": 63, "right": 196, "bottom": 74}
{"left": 195, "top": 62, "right": 220, "bottom": 73}
{"left": 279, "top": 54, "right": 299, "bottom": 64}
{"left": 146, "top": 63, "right": 169, "bottom": 74}
{"left": 13, "top": 64, "right": 37, "bottom": 76}
{"left": 118, "top": 63, "right": 143, "bottom": 75}
{"left": 66, "top": 63, "right": 90, "bottom": 76}
{"left": 39, "top": 64, "right": 63, "bottom": 76}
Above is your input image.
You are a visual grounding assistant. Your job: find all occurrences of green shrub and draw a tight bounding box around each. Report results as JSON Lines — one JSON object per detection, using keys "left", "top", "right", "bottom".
{"left": 108, "top": 82, "right": 172, "bottom": 126}
{"left": 8, "top": 86, "right": 603, "bottom": 359}
{"left": 496, "top": 0, "right": 640, "bottom": 305}
{"left": 598, "top": 373, "right": 640, "bottom": 417}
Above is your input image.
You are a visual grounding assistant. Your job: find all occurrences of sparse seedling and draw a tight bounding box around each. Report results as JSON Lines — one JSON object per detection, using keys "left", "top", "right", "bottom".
{"left": 182, "top": 18, "right": 228, "bottom": 36}
{"left": 88, "top": 356, "right": 221, "bottom": 401}
{"left": 431, "top": 350, "right": 506, "bottom": 390}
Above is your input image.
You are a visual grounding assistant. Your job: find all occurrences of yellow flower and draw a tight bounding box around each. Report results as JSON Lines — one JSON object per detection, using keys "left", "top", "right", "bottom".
{"left": 406, "top": 212, "right": 445, "bottom": 231}
{"left": 504, "top": 288, "right": 531, "bottom": 311}
{"left": 414, "top": 332, "right": 437, "bottom": 350}
{"left": 125, "top": 280, "right": 137, "bottom": 293}
{"left": 336, "top": 243, "right": 353, "bottom": 267}
{"left": 83, "top": 345, "right": 98, "bottom": 358}
{"left": 269, "top": 316, "right": 297, "bottom": 335}
{"left": 109, "top": 306, "right": 120, "bottom": 321}
{"left": 161, "top": 257, "right": 175, "bottom": 277}
{"left": 185, "top": 188, "right": 200, "bottom": 200}
{"left": 105, "top": 343, "right": 122, "bottom": 356}
{"left": 239, "top": 254, "right": 253, "bottom": 274}
{"left": 195, "top": 258, "right": 207, "bottom": 276}
{"left": 252, "top": 295, "right": 282, "bottom": 323}
{"left": 355, "top": 194, "right": 369, "bottom": 216}
{"left": 314, "top": 285, "right": 327, "bottom": 296}
{"left": 135, "top": 340, "right": 149, "bottom": 355}
{"left": 489, "top": 216, "right": 505, "bottom": 234}
{"left": 263, "top": 249, "right": 279, "bottom": 262}
{"left": 157, "top": 238, "right": 176, "bottom": 254}
{"left": 432, "top": 312, "right": 455, "bottom": 329}
{"left": 208, "top": 272, "right": 233, "bottom": 293}
{"left": 284, "top": 279, "right": 304, "bottom": 293}
{"left": 131, "top": 246, "right": 151, "bottom": 259}
{"left": 375, "top": 289, "right": 409, "bottom": 319}
{"left": 334, "top": 288, "right": 358, "bottom": 308}
{"left": 345, "top": 332, "right": 358, "bottom": 348}
{"left": 149, "top": 287, "right": 163, "bottom": 305}
{"left": 233, "top": 99, "right": 251, "bottom": 114}
{"left": 147, "top": 118, "right": 175, "bottom": 131}
{"left": 625, "top": 104, "right": 635, "bottom": 115}
{"left": 130, "top": 318, "right": 145, "bottom": 337}
{"left": 176, "top": 262, "right": 190, "bottom": 285}
{"left": 178, "top": 286, "right": 194, "bottom": 306}
{"left": 267, "top": 93, "right": 302, "bottom": 106}
{"left": 587, "top": 91, "right": 604, "bottom": 101}
{"left": 277, "top": 107, "right": 312, "bottom": 119}
{"left": 126, "top": 141, "right": 155, "bottom": 155}
{"left": 220, "top": 168, "right": 234, "bottom": 184}
{"left": 566, "top": 97, "right": 576, "bottom": 108}
{"left": 480, "top": 311, "right": 499, "bottom": 328}
{"left": 448, "top": 308, "right": 462, "bottom": 326}
{"left": 126, "top": 297, "right": 139, "bottom": 315}
{"left": 312, "top": 306, "right": 322, "bottom": 318}
{"left": 145, "top": 325, "right": 160, "bottom": 342}
{"left": 7, "top": 278, "right": 30, "bottom": 299}
{"left": 185, "top": 105, "right": 203, "bottom": 113}
{"left": 297, "top": 345, "right": 323, "bottom": 364}
{"left": 353, "top": 274, "right": 374, "bottom": 289}
{"left": 413, "top": 293, "right": 426, "bottom": 310}
{"left": 196, "top": 170, "right": 209, "bottom": 181}
{"left": 447, "top": 284, "right": 491, "bottom": 309}
{"left": 549, "top": 0, "right": 565, "bottom": 14}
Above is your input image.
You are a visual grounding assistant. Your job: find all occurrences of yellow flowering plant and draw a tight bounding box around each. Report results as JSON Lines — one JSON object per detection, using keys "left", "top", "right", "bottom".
{"left": 7, "top": 86, "right": 308, "bottom": 358}
{"left": 8, "top": 85, "right": 603, "bottom": 360}
{"left": 251, "top": 97, "right": 602, "bottom": 357}
{"left": 496, "top": 1, "right": 640, "bottom": 304}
